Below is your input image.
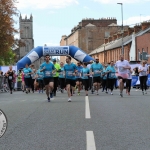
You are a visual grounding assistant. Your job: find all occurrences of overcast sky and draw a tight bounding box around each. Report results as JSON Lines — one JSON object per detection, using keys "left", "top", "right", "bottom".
{"left": 15, "top": 0, "right": 150, "bottom": 48}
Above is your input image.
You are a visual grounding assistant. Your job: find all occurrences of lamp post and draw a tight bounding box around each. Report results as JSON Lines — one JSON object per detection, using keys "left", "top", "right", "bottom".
{"left": 117, "top": 3, "right": 124, "bottom": 55}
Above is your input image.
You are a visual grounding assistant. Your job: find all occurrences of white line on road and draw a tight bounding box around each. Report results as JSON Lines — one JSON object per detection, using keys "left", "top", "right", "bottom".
{"left": 86, "top": 131, "right": 96, "bottom": 150}
{"left": 85, "top": 96, "right": 91, "bottom": 119}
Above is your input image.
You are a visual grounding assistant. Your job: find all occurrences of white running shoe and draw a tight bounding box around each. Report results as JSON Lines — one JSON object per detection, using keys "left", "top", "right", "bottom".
{"left": 111, "top": 93, "right": 113, "bottom": 95}
{"left": 68, "top": 98, "right": 71, "bottom": 102}
{"left": 145, "top": 91, "right": 147, "bottom": 94}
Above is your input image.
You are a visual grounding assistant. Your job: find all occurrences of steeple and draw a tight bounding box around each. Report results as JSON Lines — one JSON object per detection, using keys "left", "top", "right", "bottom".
{"left": 19, "top": 13, "right": 22, "bottom": 22}
{"left": 30, "top": 14, "right": 33, "bottom": 21}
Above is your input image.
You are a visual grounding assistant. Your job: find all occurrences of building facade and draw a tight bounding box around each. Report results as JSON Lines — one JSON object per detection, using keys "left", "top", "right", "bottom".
{"left": 60, "top": 18, "right": 128, "bottom": 63}
{"left": 89, "top": 21, "right": 150, "bottom": 64}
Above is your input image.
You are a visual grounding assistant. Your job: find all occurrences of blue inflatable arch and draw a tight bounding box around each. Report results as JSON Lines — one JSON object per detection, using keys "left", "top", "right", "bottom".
{"left": 17, "top": 46, "right": 95, "bottom": 69}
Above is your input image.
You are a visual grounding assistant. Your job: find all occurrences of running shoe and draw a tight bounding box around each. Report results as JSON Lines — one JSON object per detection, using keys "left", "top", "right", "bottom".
{"left": 111, "top": 93, "right": 113, "bottom": 95}
{"left": 50, "top": 93, "right": 53, "bottom": 98}
{"left": 47, "top": 97, "right": 50, "bottom": 102}
{"left": 145, "top": 91, "right": 147, "bottom": 94}
{"left": 120, "top": 93, "right": 123, "bottom": 97}
{"left": 68, "top": 98, "right": 71, "bottom": 102}
{"left": 78, "top": 92, "right": 80, "bottom": 95}
{"left": 142, "top": 91, "right": 144, "bottom": 95}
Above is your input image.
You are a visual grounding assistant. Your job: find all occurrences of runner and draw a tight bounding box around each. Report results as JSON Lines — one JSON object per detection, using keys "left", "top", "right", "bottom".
{"left": 76, "top": 61, "right": 83, "bottom": 95}
{"left": 81, "top": 62, "right": 90, "bottom": 96}
{"left": 115, "top": 55, "right": 130, "bottom": 97}
{"left": 90, "top": 57, "right": 103, "bottom": 95}
{"left": 59, "top": 62, "right": 65, "bottom": 93}
{"left": 40, "top": 54, "right": 56, "bottom": 102}
{"left": 6, "top": 66, "right": 14, "bottom": 94}
{"left": 64, "top": 56, "right": 77, "bottom": 102}
{"left": 52, "top": 58, "right": 61, "bottom": 96}
{"left": 23, "top": 64, "right": 32, "bottom": 94}
{"left": 31, "top": 69, "right": 37, "bottom": 93}
{"left": 105, "top": 61, "right": 116, "bottom": 95}
{"left": 36, "top": 68, "right": 44, "bottom": 93}
{"left": 138, "top": 61, "right": 148, "bottom": 95}
{"left": 87, "top": 60, "right": 93, "bottom": 91}
{"left": 21, "top": 70, "right": 25, "bottom": 92}
{"left": 101, "top": 64, "right": 108, "bottom": 93}
{"left": 126, "top": 68, "right": 132, "bottom": 95}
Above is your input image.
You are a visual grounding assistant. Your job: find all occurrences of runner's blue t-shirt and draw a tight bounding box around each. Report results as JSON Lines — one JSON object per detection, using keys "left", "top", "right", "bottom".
{"left": 106, "top": 66, "right": 116, "bottom": 79}
{"left": 23, "top": 68, "right": 32, "bottom": 78}
{"left": 59, "top": 67, "right": 65, "bottom": 78}
{"left": 36, "top": 70, "right": 44, "bottom": 80}
{"left": 91, "top": 63, "right": 103, "bottom": 77}
{"left": 82, "top": 68, "right": 90, "bottom": 79}
{"left": 64, "top": 63, "right": 77, "bottom": 80}
{"left": 40, "top": 62, "right": 55, "bottom": 78}
{"left": 76, "top": 66, "right": 83, "bottom": 78}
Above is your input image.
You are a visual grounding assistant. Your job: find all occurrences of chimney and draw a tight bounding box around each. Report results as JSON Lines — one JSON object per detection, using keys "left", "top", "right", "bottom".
{"left": 142, "top": 22, "right": 150, "bottom": 30}
{"left": 104, "top": 38, "right": 108, "bottom": 44}
{"left": 108, "top": 36, "right": 113, "bottom": 43}
{"left": 128, "top": 27, "right": 134, "bottom": 35}
{"left": 113, "top": 34, "right": 117, "bottom": 41}
{"left": 134, "top": 25, "right": 142, "bottom": 33}
{"left": 117, "top": 32, "right": 122, "bottom": 39}
{"left": 123, "top": 30, "right": 128, "bottom": 37}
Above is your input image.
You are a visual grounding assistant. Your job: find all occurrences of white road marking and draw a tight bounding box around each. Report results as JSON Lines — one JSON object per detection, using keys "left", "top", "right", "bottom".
{"left": 86, "top": 131, "right": 96, "bottom": 150}
{"left": 85, "top": 96, "right": 91, "bottom": 119}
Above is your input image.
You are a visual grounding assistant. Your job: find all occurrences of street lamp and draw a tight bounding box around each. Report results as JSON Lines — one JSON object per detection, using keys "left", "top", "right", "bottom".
{"left": 117, "top": 3, "right": 124, "bottom": 55}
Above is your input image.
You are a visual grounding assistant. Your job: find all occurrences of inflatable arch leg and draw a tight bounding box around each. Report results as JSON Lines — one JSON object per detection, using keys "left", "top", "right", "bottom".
{"left": 17, "top": 46, "right": 95, "bottom": 69}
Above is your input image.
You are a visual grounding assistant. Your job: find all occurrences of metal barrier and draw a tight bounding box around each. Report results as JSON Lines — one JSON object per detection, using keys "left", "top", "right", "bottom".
{"left": 0, "top": 76, "right": 9, "bottom": 93}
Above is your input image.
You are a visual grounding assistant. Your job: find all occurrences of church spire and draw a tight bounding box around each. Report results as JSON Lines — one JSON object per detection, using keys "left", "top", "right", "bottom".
{"left": 30, "top": 14, "right": 33, "bottom": 21}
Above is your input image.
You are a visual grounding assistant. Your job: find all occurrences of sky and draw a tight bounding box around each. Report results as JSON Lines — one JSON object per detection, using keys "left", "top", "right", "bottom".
{"left": 14, "top": 0, "right": 150, "bottom": 48}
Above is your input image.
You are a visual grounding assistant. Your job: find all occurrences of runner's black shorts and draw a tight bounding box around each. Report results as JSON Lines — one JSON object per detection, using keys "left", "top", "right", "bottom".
{"left": 43, "top": 77, "right": 54, "bottom": 85}
{"left": 93, "top": 76, "right": 101, "bottom": 83}
{"left": 76, "top": 78, "right": 82, "bottom": 82}
{"left": 66, "top": 79, "right": 76, "bottom": 87}
{"left": 118, "top": 76, "right": 126, "bottom": 83}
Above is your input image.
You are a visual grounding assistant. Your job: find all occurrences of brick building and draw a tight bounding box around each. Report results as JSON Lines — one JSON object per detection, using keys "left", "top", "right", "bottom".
{"left": 60, "top": 18, "right": 128, "bottom": 63}
{"left": 89, "top": 21, "right": 150, "bottom": 64}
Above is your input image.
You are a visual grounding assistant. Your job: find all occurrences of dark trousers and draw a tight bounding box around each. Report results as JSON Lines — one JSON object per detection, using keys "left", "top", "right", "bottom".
{"left": 89, "top": 77, "right": 92, "bottom": 90}
{"left": 139, "top": 76, "right": 147, "bottom": 91}
{"left": 59, "top": 78, "right": 66, "bottom": 89}
{"left": 53, "top": 77, "right": 58, "bottom": 93}
{"left": 38, "top": 80, "right": 44, "bottom": 90}
{"left": 107, "top": 78, "right": 115, "bottom": 91}
{"left": 102, "top": 79, "right": 107, "bottom": 91}
{"left": 31, "top": 79, "right": 35, "bottom": 91}
{"left": 8, "top": 79, "right": 13, "bottom": 91}
{"left": 83, "top": 79, "right": 89, "bottom": 91}
{"left": 126, "top": 79, "right": 132, "bottom": 92}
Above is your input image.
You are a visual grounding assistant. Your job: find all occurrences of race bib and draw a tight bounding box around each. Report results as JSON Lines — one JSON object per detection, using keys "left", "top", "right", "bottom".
{"left": 25, "top": 73, "right": 28, "bottom": 77}
{"left": 83, "top": 73, "right": 88, "bottom": 77}
{"left": 76, "top": 72, "right": 81, "bottom": 77}
{"left": 8, "top": 76, "right": 12, "bottom": 80}
{"left": 45, "top": 71, "right": 52, "bottom": 77}
{"left": 141, "top": 71, "right": 147, "bottom": 76}
{"left": 67, "top": 71, "right": 73, "bottom": 76}
{"left": 39, "top": 75, "right": 43, "bottom": 78}
{"left": 119, "top": 66, "right": 124, "bottom": 72}
{"left": 110, "top": 72, "right": 115, "bottom": 78}
{"left": 94, "top": 70, "right": 100, "bottom": 75}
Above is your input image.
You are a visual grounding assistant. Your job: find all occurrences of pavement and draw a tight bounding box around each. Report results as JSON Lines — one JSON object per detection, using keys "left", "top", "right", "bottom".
{"left": 0, "top": 89, "right": 150, "bottom": 150}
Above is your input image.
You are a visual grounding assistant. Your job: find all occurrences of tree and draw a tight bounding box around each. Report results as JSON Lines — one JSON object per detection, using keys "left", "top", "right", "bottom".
{"left": 0, "top": 0, "right": 18, "bottom": 57}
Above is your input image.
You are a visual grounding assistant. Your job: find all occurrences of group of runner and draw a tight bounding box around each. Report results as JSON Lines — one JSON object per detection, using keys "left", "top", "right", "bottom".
{"left": 5, "top": 54, "right": 149, "bottom": 102}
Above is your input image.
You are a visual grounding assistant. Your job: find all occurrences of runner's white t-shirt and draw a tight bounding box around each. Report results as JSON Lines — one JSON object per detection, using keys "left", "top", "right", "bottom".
{"left": 115, "top": 60, "right": 130, "bottom": 74}
{"left": 138, "top": 65, "right": 147, "bottom": 76}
